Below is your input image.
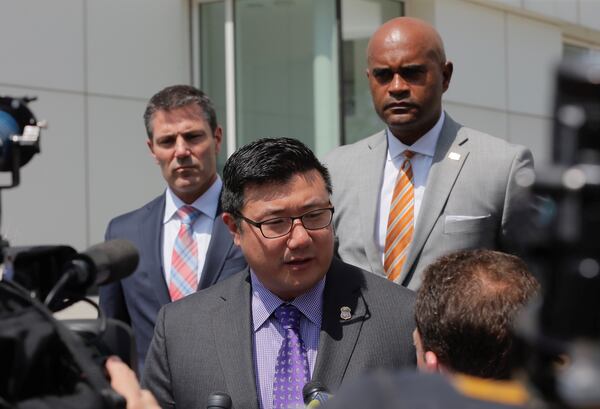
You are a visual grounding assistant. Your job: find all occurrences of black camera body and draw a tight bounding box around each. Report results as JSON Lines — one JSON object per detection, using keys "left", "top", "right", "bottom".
{"left": 0, "top": 97, "right": 138, "bottom": 408}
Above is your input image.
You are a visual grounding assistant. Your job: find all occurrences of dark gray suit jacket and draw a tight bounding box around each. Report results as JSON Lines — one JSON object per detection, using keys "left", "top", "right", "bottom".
{"left": 99, "top": 193, "right": 247, "bottom": 372}
{"left": 324, "top": 113, "right": 533, "bottom": 289}
{"left": 142, "top": 257, "right": 416, "bottom": 409}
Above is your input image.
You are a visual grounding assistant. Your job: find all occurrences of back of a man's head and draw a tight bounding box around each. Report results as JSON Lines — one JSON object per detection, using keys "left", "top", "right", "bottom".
{"left": 415, "top": 249, "right": 539, "bottom": 379}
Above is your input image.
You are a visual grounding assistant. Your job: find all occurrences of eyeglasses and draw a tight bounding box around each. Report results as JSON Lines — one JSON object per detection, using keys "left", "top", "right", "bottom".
{"left": 237, "top": 207, "right": 335, "bottom": 239}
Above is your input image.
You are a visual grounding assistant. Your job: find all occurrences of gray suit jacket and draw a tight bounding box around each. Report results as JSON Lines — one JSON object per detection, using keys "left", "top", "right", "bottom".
{"left": 142, "top": 257, "right": 416, "bottom": 409}
{"left": 99, "top": 193, "right": 247, "bottom": 372}
{"left": 324, "top": 114, "right": 533, "bottom": 289}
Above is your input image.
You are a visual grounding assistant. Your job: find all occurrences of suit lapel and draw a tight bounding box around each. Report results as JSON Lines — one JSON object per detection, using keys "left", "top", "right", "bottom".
{"left": 400, "top": 115, "right": 469, "bottom": 285}
{"left": 312, "top": 259, "right": 367, "bottom": 390}
{"left": 359, "top": 132, "right": 387, "bottom": 276}
{"left": 141, "top": 195, "right": 171, "bottom": 306}
{"left": 212, "top": 271, "right": 259, "bottom": 409}
{"left": 199, "top": 202, "right": 233, "bottom": 289}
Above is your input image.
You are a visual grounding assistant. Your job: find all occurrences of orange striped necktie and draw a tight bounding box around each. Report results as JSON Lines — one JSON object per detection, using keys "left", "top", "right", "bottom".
{"left": 384, "top": 150, "right": 415, "bottom": 282}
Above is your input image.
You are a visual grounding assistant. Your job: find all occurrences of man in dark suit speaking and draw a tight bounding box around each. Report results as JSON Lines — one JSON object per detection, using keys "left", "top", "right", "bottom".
{"left": 142, "top": 137, "right": 416, "bottom": 409}
{"left": 99, "top": 86, "right": 246, "bottom": 372}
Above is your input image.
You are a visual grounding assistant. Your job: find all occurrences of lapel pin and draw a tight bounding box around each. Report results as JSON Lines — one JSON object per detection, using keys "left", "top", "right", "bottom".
{"left": 448, "top": 152, "right": 461, "bottom": 161}
{"left": 340, "top": 306, "right": 352, "bottom": 321}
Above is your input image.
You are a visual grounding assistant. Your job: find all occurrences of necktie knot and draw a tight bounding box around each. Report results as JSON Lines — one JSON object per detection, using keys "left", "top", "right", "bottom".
{"left": 404, "top": 150, "right": 415, "bottom": 160}
{"left": 177, "top": 205, "right": 201, "bottom": 226}
{"left": 274, "top": 304, "right": 302, "bottom": 331}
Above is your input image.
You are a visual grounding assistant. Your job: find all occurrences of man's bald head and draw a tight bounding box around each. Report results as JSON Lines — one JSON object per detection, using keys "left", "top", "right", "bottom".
{"left": 367, "top": 17, "right": 447, "bottom": 66}
{"left": 366, "top": 17, "right": 453, "bottom": 144}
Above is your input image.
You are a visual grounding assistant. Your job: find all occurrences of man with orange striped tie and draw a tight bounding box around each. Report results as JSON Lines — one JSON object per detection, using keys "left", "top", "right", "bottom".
{"left": 324, "top": 17, "right": 533, "bottom": 290}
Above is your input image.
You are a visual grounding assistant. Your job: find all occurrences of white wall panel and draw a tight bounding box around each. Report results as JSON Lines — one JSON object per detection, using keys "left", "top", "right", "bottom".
{"left": 0, "top": 86, "right": 87, "bottom": 249}
{"left": 523, "top": 1, "right": 578, "bottom": 24}
{"left": 556, "top": 0, "right": 579, "bottom": 24}
{"left": 86, "top": 0, "right": 190, "bottom": 99}
{"left": 87, "top": 95, "right": 164, "bottom": 244}
{"left": 506, "top": 14, "right": 562, "bottom": 117}
{"left": 508, "top": 113, "right": 552, "bottom": 166}
{"left": 435, "top": 0, "right": 507, "bottom": 111}
{"left": 492, "top": 0, "right": 523, "bottom": 8}
{"left": 444, "top": 101, "right": 509, "bottom": 141}
{"left": 579, "top": 0, "right": 600, "bottom": 31}
{"left": 0, "top": 0, "right": 84, "bottom": 92}
{"left": 523, "top": 1, "right": 557, "bottom": 19}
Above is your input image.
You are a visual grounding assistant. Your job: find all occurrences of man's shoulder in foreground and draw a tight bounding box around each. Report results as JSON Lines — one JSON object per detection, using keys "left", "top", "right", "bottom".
{"left": 324, "top": 370, "right": 526, "bottom": 409}
{"left": 326, "top": 258, "right": 416, "bottom": 347}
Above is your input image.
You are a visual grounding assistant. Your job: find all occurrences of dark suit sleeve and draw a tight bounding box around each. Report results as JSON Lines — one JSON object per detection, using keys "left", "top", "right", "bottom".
{"left": 500, "top": 146, "right": 534, "bottom": 251}
{"left": 142, "top": 306, "right": 175, "bottom": 409}
{"left": 99, "top": 220, "right": 131, "bottom": 325}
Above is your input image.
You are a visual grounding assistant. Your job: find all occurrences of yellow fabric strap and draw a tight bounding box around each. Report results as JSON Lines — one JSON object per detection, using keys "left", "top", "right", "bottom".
{"left": 451, "top": 373, "right": 529, "bottom": 406}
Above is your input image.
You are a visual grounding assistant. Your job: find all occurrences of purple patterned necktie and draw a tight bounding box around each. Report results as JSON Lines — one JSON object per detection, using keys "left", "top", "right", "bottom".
{"left": 169, "top": 205, "right": 202, "bottom": 301}
{"left": 272, "top": 304, "right": 310, "bottom": 409}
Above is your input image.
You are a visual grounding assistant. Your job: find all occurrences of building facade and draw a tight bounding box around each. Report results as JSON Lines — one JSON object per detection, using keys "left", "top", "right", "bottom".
{"left": 1, "top": 0, "right": 599, "bottom": 250}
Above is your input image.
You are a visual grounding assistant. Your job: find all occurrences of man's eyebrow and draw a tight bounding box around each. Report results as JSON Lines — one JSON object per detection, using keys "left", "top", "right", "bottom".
{"left": 370, "top": 64, "right": 427, "bottom": 76}
{"left": 155, "top": 133, "right": 176, "bottom": 140}
{"left": 400, "top": 64, "right": 428, "bottom": 72}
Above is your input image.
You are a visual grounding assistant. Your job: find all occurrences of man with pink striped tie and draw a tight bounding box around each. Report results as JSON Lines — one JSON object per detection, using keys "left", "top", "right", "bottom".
{"left": 99, "top": 86, "right": 246, "bottom": 372}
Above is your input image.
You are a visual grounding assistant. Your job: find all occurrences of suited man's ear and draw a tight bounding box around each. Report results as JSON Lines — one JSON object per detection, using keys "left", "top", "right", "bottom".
{"left": 442, "top": 60, "right": 453, "bottom": 92}
{"left": 413, "top": 329, "right": 441, "bottom": 373}
{"left": 222, "top": 213, "right": 241, "bottom": 246}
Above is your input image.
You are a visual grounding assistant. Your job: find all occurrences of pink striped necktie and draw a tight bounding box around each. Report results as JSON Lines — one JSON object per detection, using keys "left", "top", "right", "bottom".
{"left": 169, "top": 205, "right": 202, "bottom": 301}
{"left": 384, "top": 150, "right": 415, "bottom": 283}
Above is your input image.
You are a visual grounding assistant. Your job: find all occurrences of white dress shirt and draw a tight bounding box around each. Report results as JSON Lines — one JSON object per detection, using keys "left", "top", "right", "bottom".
{"left": 376, "top": 112, "right": 445, "bottom": 263}
{"left": 161, "top": 176, "right": 222, "bottom": 285}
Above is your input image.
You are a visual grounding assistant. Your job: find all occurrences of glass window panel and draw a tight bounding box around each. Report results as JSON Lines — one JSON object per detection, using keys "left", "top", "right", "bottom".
{"left": 235, "top": 0, "right": 338, "bottom": 156}
{"left": 199, "top": 1, "right": 228, "bottom": 170}
{"left": 563, "top": 43, "right": 600, "bottom": 59}
{"left": 341, "top": 0, "right": 404, "bottom": 145}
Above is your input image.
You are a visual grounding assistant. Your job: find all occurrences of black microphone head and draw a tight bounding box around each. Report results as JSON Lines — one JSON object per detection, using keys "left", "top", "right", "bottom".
{"left": 206, "top": 392, "right": 232, "bottom": 409}
{"left": 84, "top": 239, "right": 139, "bottom": 285}
{"left": 303, "top": 381, "right": 329, "bottom": 405}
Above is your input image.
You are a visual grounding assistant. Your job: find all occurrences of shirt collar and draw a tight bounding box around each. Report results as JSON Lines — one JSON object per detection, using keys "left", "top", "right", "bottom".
{"left": 250, "top": 269, "right": 325, "bottom": 332}
{"left": 386, "top": 111, "right": 445, "bottom": 160}
{"left": 163, "top": 176, "right": 222, "bottom": 223}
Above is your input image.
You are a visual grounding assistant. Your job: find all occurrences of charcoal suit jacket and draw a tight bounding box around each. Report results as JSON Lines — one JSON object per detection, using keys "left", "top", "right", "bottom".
{"left": 142, "top": 257, "right": 416, "bottom": 409}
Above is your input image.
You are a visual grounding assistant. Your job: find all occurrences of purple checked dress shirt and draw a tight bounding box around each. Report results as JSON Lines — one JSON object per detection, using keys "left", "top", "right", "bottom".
{"left": 250, "top": 271, "right": 324, "bottom": 409}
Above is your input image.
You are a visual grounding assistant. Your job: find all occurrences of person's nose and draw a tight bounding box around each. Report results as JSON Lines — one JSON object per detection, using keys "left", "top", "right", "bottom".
{"left": 174, "top": 136, "right": 191, "bottom": 157}
{"left": 287, "top": 219, "right": 311, "bottom": 249}
{"left": 389, "top": 72, "right": 409, "bottom": 95}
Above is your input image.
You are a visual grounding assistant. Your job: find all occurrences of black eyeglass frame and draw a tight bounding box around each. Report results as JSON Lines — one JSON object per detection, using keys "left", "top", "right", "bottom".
{"left": 236, "top": 207, "right": 335, "bottom": 239}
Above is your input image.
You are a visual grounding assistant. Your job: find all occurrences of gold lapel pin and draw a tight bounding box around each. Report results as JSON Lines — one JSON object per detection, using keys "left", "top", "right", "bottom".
{"left": 340, "top": 306, "right": 352, "bottom": 320}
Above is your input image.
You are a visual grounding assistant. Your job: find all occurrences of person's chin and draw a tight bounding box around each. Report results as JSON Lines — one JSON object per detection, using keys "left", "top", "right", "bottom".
{"left": 386, "top": 112, "right": 419, "bottom": 126}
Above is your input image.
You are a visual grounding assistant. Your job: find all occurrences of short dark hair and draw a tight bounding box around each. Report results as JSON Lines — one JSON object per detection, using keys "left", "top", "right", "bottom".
{"left": 221, "top": 137, "right": 332, "bottom": 216}
{"left": 143, "top": 85, "right": 218, "bottom": 139}
{"left": 415, "top": 249, "right": 539, "bottom": 379}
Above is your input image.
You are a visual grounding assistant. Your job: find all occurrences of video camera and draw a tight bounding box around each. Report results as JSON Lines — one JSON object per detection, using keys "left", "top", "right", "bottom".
{"left": 514, "top": 54, "right": 600, "bottom": 408}
{"left": 0, "top": 96, "right": 139, "bottom": 409}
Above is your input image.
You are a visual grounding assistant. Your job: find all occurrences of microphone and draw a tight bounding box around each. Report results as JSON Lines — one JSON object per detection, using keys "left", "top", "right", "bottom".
{"left": 66, "top": 239, "right": 139, "bottom": 288}
{"left": 82, "top": 239, "right": 139, "bottom": 286}
{"left": 206, "top": 392, "right": 232, "bottom": 409}
{"left": 303, "top": 381, "right": 332, "bottom": 408}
